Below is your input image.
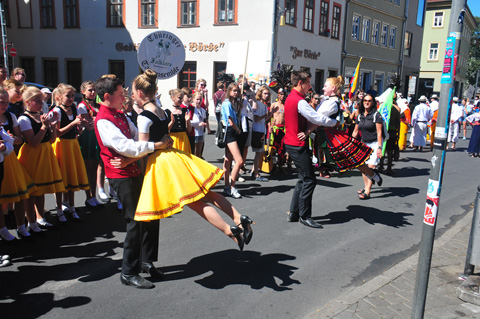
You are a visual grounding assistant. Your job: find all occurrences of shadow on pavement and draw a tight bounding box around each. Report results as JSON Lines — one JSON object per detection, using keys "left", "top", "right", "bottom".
{"left": 315, "top": 204, "right": 414, "bottom": 228}
{"left": 161, "top": 250, "right": 300, "bottom": 291}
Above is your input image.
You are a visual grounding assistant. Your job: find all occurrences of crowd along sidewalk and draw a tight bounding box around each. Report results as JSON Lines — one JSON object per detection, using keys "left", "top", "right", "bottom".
{"left": 306, "top": 207, "right": 480, "bottom": 319}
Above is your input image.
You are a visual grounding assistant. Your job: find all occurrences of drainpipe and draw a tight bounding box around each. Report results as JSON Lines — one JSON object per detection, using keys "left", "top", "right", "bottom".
{"left": 341, "top": 0, "right": 350, "bottom": 76}
{"left": 270, "top": 0, "right": 279, "bottom": 80}
{"left": 399, "top": 0, "right": 409, "bottom": 91}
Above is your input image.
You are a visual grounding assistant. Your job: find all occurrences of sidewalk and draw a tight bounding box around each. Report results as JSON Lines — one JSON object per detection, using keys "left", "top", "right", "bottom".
{"left": 307, "top": 208, "right": 480, "bottom": 319}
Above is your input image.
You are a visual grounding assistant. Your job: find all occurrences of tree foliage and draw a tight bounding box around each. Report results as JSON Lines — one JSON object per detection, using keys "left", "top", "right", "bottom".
{"left": 216, "top": 71, "right": 235, "bottom": 87}
{"left": 466, "top": 16, "right": 480, "bottom": 86}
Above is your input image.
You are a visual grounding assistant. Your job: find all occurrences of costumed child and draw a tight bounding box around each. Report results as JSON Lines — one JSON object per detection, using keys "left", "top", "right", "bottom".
{"left": 132, "top": 69, "right": 254, "bottom": 251}
{"left": 0, "top": 88, "right": 38, "bottom": 241}
{"left": 190, "top": 92, "right": 207, "bottom": 158}
{"left": 77, "top": 81, "right": 104, "bottom": 209}
{"left": 18, "top": 87, "right": 66, "bottom": 228}
{"left": 168, "top": 88, "right": 191, "bottom": 153}
{"left": 51, "top": 83, "right": 89, "bottom": 221}
{"left": 180, "top": 87, "right": 196, "bottom": 154}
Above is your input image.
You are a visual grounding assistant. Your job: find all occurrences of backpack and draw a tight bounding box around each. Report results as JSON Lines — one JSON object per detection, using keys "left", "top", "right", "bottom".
{"left": 215, "top": 120, "right": 226, "bottom": 148}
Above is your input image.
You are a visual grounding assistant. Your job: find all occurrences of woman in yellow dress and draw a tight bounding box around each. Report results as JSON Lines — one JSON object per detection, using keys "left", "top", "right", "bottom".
{"left": 0, "top": 88, "right": 37, "bottom": 241}
{"left": 51, "top": 84, "right": 89, "bottom": 222}
{"left": 167, "top": 88, "right": 192, "bottom": 153}
{"left": 18, "top": 87, "right": 66, "bottom": 231}
{"left": 130, "top": 70, "right": 254, "bottom": 250}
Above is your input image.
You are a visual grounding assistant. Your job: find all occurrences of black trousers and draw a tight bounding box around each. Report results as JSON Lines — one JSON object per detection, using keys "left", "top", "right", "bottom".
{"left": 109, "top": 175, "right": 160, "bottom": 275}
{"left": 285, "top": 144, "right": 316, "bottom": 219}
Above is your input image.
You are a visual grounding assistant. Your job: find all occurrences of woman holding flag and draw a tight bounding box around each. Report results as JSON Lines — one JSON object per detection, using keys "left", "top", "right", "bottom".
{"left": 298, "top": 76, "right": 382, "bottom": 200}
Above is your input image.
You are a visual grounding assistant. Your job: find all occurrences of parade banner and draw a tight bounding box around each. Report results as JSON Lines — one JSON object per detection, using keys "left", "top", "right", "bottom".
{"left": 137, "top": 31, "right": 185, "bottom": 80}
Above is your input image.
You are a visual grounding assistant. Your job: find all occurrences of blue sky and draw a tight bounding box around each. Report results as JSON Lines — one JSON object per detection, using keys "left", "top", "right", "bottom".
{"left": 468, "top": 0, "right": 480, "bottom": 18}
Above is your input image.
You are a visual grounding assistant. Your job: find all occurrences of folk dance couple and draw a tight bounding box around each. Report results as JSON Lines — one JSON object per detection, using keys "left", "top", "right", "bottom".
{"left": 285, "top": 71, "right": 383, "bottom": 228}
{"left": 94, "top": 71, "right": 254, "bottom": 289}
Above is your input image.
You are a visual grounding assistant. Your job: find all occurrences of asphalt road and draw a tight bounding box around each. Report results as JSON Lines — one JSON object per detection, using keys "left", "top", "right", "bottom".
{"left": 0, "top": 130, "right": 478, "bottom": 319}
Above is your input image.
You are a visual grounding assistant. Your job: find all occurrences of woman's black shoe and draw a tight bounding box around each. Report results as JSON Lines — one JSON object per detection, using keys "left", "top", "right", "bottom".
{"left": 229, "top": 226, "right": 244, "bottom": 251}
{"left": 240, "top": 215, "right": 254, "bottom": 245}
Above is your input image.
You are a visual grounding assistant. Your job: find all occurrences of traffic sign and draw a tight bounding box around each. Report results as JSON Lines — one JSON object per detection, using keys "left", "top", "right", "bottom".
{"left": 9, "top": 48, "right": 17, "bottom": 57}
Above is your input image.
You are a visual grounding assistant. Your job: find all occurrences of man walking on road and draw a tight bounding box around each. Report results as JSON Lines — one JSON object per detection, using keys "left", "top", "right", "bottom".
{"left": 284, "top": 70, "right": 338, "bottom": 228}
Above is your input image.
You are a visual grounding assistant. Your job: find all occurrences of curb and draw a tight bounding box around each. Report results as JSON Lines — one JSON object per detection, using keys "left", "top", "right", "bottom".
{"left": 305, "top": 208, "right": 474, "bottom": 319}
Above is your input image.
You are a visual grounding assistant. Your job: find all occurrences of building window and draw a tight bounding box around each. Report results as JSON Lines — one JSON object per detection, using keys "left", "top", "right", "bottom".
{"left": 404, "top": 31, "right": 412, "bottom": 56}
{"left": 285, "top": 0, "right": 296, "bottom": 26}
{"left": 179, "top": 61, "right": 197, "bottom": 89}
{"left": 139, "top": 0, "right": 157, "bottom": 27}
{"left": 64, "top": 0, "right": 79, "bottom": 28}
{"left": 108, "top": 0, "right": 124, "bottom": 27}
{"left": 304, "top": 0, "right": 314, "bottom": 32}
{"left": 380, "top": 24, "right": 389, "bottom": 47}
{"left": 361, "top": 18, "right": 370, "bottom": 42}
{"left": 352, "top": 15, "right": 360, "bottom": 41}
{"left": 20, "top": 57, "right": 35, "bottom": 83}
{"left": 40, "top": 0, "right": 55, "bottom": 28}
{"left": 331, "top": 3, "right": 340, "bottom": 39}
{"left": 16, "top": 0, "right": 33, "bottom": 28}
{"left": 66, "top": 60, "right": 82, "bottom": 91}
{"left": 180, "top": 0, "right": 197, "bottom": 26}
{"left": 371, "top": 21, "right": 380, "bottom": 45}
{"left": 389, "top": 26, "right": 396, "bottom": 48}
{"left": 428, "top": 43, "right": 439, "bottom": 60}
{"left": 319, "top": 0, "right": 329, "bottom": 35}
{"left": 109, "top": 60, "right": 125, "bottom": 81}
{"left": 43, "top": 59, "right": 58, "bottom": 88}
{"left": 433, "top": 11, "right": 444, "bottom": 27}
{"left": 216, "top": 0, "right": 236, "bottom": 24}
{"left": 3, "top": 0, "right": 10, "bottom": 27}
{"left": 393, "top": 0, "right": 400, "bottom": 5}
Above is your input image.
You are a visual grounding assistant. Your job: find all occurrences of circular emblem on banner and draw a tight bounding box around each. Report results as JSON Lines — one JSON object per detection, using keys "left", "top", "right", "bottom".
{"left": 137, "top": 31, "right": 185, "bottom": 80}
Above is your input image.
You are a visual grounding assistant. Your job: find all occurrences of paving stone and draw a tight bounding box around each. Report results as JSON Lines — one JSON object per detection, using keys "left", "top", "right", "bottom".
{"left": 370, "top": 305, "right": 400, "bottom": 318}
{"left": 387, "top": 302, "right": 412, "bottom": 318}
{"left": 390, "top": 279, "right": 414, "bottom": 292}
{"left": 350, "top": 308, "right": 383, "bottom": 319}
{"left": 364, "top": 295, "right": 392, "bottom": 308}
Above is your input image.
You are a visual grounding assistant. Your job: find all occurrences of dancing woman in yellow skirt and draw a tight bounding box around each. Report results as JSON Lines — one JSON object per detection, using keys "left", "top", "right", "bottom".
{"left": 130, "top": 70, "right": 254, "bottom": 250}
{"left": 51, "top": 84, "right": 89, "bottom": 222}
{"left": 18, "top": 87, "right": 66, "bottom": 231}
{"left": 167, "top": 89, "right": 192, "bottom": 153}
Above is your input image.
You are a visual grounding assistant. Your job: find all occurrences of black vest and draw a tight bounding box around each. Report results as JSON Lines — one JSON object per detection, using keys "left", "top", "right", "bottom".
{"left": 59, "top": 106, "right": 78, "bottom": 139}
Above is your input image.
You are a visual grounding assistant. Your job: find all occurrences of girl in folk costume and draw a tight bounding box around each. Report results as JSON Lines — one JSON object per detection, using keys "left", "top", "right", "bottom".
{"left": 180, "top": 87, "right": 196, "bottom": 154}
{"left": 190, "top": 92, "right": 207, "bottom": 158}
{"left": 132, "top": 70, "right": 254, "bottom": 251}
{"left": 51, "top": 84, "right": 89, "bottom": 221}
{"left": 0, "top": 88, "right": 37, "bottom": 241}
{"left": 77, "top": 81, "right": 104, "bottom": 208}
{"left": 300, "top": 76, "right": 383, "bottom": 200}
{"left": 17, "top": 87, "right": 66, "bottom": 228}
{"left": 168, "top": 88, "right": 192, "bottom": 153}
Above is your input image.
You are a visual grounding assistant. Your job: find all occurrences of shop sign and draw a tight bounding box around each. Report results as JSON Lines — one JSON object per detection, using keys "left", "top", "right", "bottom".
{"left": 290, "top": 46, "right": 321, "bottom": 60}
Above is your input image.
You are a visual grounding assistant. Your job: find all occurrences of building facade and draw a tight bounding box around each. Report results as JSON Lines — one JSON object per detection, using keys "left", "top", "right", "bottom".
{"left": 418, "top": 0, "right": 477, "bottom": 98}
{"left": 3, "top": 0, "right": 345, "bottom": 108}
{"left": 342, "top": 0, "right": 416, "bottom": 96}
{"left": 402, "top": 0, "right": 427, "bottom": 99}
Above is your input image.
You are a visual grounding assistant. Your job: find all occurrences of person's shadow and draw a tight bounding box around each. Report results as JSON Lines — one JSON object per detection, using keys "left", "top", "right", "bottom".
{"left": 160, "top": 250, "right": 300, "bottom": 291}
{"left": 315, "top": 205, "right": 414, "bottom": 228}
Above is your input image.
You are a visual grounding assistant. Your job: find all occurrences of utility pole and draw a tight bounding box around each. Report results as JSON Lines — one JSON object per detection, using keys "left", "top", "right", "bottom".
{"left": 411, "top": 0, "right": 467, "bottom": 318}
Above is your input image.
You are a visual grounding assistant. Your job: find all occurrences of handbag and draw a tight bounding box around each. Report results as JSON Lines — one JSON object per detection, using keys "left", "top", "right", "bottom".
{"left": 251, "top": 131, "right": 264, "bottom": 149}
{"left": 215, "top": 120, "right": 227, "bottom": 148}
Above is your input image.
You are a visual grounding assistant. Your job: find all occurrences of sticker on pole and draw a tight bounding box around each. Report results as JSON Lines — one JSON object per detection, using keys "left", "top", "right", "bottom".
{"left": 137, "top": 31, "right": 185, "bottom": 80}
{"left": 424, "top": 196, "right": 439, "bottom": 226}
{"left": 440, "top": 37, "right": 455, "bottom": 84}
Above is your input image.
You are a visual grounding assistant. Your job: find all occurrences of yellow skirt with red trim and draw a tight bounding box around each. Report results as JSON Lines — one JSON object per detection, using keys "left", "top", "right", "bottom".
{"left": 0, "top": 153, "right": 37, "bottom": 204}
{"left": 170, "top": 131, "right": 192, "bottom": 153}
{"left": 52, "top": 138, "right": 89, "bottom": 192}
{"left": 18, "top": 142, "right": 65, "bottom": 196}
{"left": 135, "top": 149, "right": 223, "bottom": 221}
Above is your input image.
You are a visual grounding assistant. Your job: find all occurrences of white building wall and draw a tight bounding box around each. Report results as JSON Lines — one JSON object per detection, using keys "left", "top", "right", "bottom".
{"left": 7, "top": 0, "right": 344, "bottom": 108}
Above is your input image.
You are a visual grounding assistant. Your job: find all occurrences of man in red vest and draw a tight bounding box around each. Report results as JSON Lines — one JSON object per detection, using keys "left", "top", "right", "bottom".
{"left": 95, "top": 77, "right": 171, "bottom": 289}
{"left": 284, "top": 71, "right": 338, "bottom": 228}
